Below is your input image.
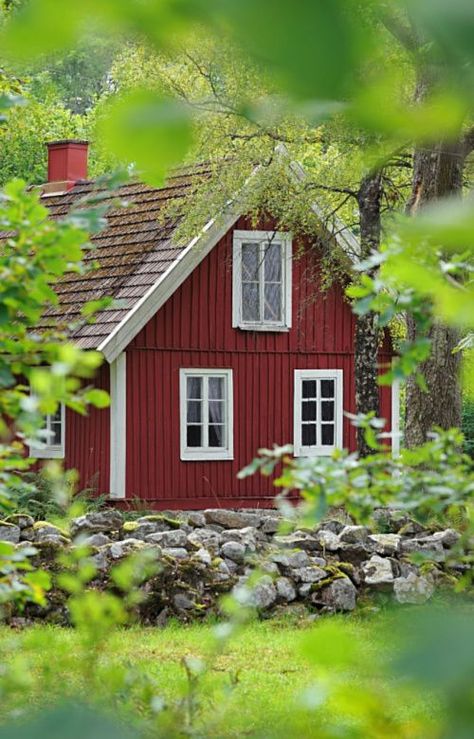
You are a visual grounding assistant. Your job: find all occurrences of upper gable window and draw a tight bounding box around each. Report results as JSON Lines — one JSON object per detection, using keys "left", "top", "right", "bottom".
{"left": 232, "top": 230, "right": 292, "bottom": 331}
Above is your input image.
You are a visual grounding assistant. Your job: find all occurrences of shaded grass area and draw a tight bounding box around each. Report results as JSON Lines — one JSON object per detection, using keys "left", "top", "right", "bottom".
{"left": 0, "top": 612, "right": 441, "bottom": 738}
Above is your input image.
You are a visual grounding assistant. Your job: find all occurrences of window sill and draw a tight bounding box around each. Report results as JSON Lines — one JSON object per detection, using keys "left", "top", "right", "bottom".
{"left": 294, "top": 448, "right": 337, "bottom": 458}
{"left": 181, "top": 451, "right": 234, "bottom": 461}
{"left": 235, "top": 323, "right": 290, "bottom": 333}
{"left": 28, "top": 447, "right": 65, "bottom": 460}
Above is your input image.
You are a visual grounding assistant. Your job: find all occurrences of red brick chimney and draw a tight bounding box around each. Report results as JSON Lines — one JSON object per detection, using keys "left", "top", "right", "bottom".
{"left": 44, "top": 139, "right": 89, "bottom": 194}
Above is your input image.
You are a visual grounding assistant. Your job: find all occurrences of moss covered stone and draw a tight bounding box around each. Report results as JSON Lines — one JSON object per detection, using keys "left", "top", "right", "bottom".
{"left": 122, "top": 521, "right": 139, "bottom": 533}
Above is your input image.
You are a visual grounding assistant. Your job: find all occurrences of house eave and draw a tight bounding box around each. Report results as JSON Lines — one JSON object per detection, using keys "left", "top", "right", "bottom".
{"left": 98, "top": 204, "right": 242, "bottom": 363}
{"left": 97, "top": 152, "right": 360, "bottom": 364}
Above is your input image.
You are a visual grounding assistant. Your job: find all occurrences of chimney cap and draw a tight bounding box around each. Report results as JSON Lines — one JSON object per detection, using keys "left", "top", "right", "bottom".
{"left": 46, "top": 139, "right": 89, "bottom": 148}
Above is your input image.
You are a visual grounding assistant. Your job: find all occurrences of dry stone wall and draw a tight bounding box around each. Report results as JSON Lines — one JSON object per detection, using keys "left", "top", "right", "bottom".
{"left": 3, "top": 507, "right": 470, "bottom": 625}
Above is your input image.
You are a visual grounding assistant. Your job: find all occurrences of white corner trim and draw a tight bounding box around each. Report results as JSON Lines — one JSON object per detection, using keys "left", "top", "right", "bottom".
{"left": 98, "top": 205, "right": 242, "bottom": 363}
{"left": 179, "top": 368, "right": 234, "bottom": 461}
{"left": 109, "top": 352, "right": 126, "bottom": 499}
{"left": 293, "top": 369, "right": 344, "bottom": 457}
{"left": 391, "top": 365, "right": 401, "bottom": 458}
{"left": 232, "top": 230, "right": 292, "bottom": 330}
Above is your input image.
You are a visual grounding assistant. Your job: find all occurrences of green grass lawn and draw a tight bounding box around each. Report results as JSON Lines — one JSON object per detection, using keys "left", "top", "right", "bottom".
{"left": 0, "top": 610, "right": 444, "bottom": 738}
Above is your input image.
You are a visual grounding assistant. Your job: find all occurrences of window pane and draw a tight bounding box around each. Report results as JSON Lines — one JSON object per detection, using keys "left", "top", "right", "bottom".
{"left": 209, "top": 377, "right": 224, "bottom": 400}
{"left": 263, "top": 283, "right": 282, "bottom": 321}
{"left": 302, "top": 424, "right": 316, "bottom": 446}
{"left": 302, "top": 380, "right": 317, "bottom": 398}
{"left": 187, "top": 425, "right": 202, "bottom": 447}
{"left": 321, "top": 401, "right": 334, "bottom": 421}
{"left": 321, "top": 380, "right": 335, "bottom": 398}
{"left": 242, "top": 282, "right": 260, "bottom": 322}
{"left": 187, "top": 377, "right": 202, "bottom": 399}
{"left": 241, "top": 243, "right": 260, "bottom": 281}
{"left": 187, "top": 400, "right": 201, "bottom": 423}
{"left": 209, "top": 424, "right": 224, "bottom": 447}
{"left": 321, "top": 425, "right": 335, "bottom": 445}
{"left": 51, "top": 422, "right": 62, "bottom": 445}
{"left": 302, "top": 401, "right": 317, "bottom": 421}
{"left": 208, "top": 400, "right": 224, "bottom": 424}
{"left": 264, "top": 243, "right": 282, "bottom": 282}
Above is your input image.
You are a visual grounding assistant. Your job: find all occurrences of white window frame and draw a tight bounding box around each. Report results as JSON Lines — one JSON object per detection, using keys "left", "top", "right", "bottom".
{"left": 232, "top": 230, "right": 292, "bottom": 331}
{"left": 294, "top": 370, "right": 343, "bottom": 457}
{"left": 179, "top": 369, "right": 234, "bottom": 461}
{"left": 29, "top": 404, "right": 66, "bottom": 459}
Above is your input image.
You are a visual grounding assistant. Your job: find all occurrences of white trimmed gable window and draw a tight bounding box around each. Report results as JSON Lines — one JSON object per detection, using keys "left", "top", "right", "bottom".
{"left": 294, "top": 370, "right": 343, "bottom": 457}
{"left": 180, "top": 369, "right": 233, "bottom": 461}
{"left": 232, "top": 230, "right": 292, "bottom": 330}
{"left": 29, "top": 405, "right": 65, "bottom": 459}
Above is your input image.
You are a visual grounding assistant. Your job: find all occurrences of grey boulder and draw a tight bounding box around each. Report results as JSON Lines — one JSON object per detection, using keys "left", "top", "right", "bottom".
{"left": 339, "top": 525, "right": 370, "bottom": 545}
{"left": 393, "top": 573, "right": 435, "bottom": 604}
{"left": 313, "top": 577, "right": 357, "bottom": 612}
{"left": 0, "top": 523, "right": 21, "bottom": 544}
{"left": 368, "top": 533, "right": 401, "bottom": 556}
{"left": 146, "top": 530, "right": 188, "bottom": 549}
{"left": 362, "top": 555, "right": 394, "bottom": 587}
{"left": 221, "top": 541, "right": 246, "bottom": 564}
{"left": 71, "top": 510, "right": 123, "bottom": 536}
{"left": 276, "top": 577, "right": 297, "bottom": 602}
{"left": 251, "top": 576, "right": 277, "bottom": 609}
{"left": 204, "top": 509, "right": 260, "bottom": 529}
{"left": 292, "top": 566, "right": 327, "bottom": 583}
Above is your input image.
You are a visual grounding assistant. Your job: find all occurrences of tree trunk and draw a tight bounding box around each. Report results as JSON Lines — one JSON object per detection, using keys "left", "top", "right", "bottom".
{"left": 355, "top": 171, "right": 382, "bottom": 456}
{"left": 405, "top": 318, "right": 462, "bottom": 446}
{"left": 405, "top": 80, "right": 464, "bottom": 446}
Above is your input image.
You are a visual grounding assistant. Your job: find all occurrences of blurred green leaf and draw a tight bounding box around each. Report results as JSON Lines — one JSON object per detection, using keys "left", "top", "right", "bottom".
{"left": 395, "top": 607, "right": 474, "bottom": 692}
{"left": 83, "top": 389, "right": 110, "bottom": 409}
{"left": 352, "top": 82, "right": 468, "bottom": 141}
{"left": 0, "top": 702, "right": 135, "bottom": 739}
{"left": 301, "top": 621, "right": 363, "bottom": 670}
{"left": 98, "top": 89, "right": 193, "bottom": 186}
{"left": 397, "top": 198, "right": 474, "bottom": 252}
{"left": 411, "top": 0, "right": 474, "bottom": 73}
{"left": 0, "top": 0, "right": 204, "bottom": 61}
{"left": 220, "top": 0, "right": 369, "bottom": 101}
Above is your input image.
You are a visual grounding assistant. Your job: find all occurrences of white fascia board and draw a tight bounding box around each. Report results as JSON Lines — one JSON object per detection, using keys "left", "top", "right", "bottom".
{"left": 98, "top": 205, "right": 242, "bottom": 363}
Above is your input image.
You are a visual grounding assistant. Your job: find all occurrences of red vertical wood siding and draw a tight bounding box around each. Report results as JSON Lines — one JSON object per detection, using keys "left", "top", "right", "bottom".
{"left": 65, "top": 363, "right": 110, "bottom": 494}
{"left": 123, "top": 217, "right": 393, "bottom": 508}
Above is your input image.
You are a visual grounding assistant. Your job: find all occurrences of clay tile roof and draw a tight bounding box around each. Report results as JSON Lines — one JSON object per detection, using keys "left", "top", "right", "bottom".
{"left": 33, "top": 165, "right": 211, "bottom": 350}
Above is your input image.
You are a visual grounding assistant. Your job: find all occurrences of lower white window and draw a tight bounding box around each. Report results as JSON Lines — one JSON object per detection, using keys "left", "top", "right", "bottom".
{"left": 179, "top": 369, "right": 233, "bottom": 461}
{"left": 29, "top": 405, "right": 65, "bottom": 459}
{"left": 294, "top": 370, "right": 343, "bottom": 456}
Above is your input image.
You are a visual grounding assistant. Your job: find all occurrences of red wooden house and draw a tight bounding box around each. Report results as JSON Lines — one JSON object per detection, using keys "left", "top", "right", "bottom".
{"left": 30, "top": 140, "right": 398, "bottom": 509}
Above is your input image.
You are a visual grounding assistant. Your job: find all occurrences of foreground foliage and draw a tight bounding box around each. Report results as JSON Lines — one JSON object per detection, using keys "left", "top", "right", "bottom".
{"left": 0, "top": 609, "right": 472, "bottom": 739}
{"left": 0, "top": 2, "right": 473, "bottom": 737}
